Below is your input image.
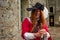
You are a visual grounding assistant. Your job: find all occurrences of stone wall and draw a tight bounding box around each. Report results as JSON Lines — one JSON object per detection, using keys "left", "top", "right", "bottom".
{"left": 0, "top": 0, "right": 21, "bottom": 40}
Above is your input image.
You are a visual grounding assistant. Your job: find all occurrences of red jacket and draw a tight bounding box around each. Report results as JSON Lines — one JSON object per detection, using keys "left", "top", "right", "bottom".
{"left": 21, "top": 18, "right": 52, "bottom": 40}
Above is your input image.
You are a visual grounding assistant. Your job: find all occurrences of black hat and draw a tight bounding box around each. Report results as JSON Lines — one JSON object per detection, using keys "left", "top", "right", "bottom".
{"left": 27, "top": 2, "right": 44, "bottom": 11}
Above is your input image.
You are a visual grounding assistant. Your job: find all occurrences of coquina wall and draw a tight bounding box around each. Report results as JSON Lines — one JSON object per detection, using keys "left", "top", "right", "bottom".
{"left": 0, "top": 0, "right": 21, "bottom": 40}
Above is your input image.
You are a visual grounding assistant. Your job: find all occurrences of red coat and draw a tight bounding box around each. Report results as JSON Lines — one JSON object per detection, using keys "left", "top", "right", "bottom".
{"left": 21, "top": 18, "right": 52, "bottom": 40}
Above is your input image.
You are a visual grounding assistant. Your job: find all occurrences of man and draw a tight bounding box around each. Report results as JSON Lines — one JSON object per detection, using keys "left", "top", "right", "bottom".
{"left": 21, "top": 2, "right": 52, "bottom": 40}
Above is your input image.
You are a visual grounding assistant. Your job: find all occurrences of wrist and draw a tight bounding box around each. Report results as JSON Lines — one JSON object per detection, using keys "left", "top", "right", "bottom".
{"left": 34, "top": 32, "right": 40, "bottom": 37}
{"left": 34, "top": 33, "right": 37, "bottom": 37}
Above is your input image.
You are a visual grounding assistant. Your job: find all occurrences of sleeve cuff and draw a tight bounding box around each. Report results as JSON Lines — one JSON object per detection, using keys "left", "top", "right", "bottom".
{"left": 24, "top": 32, "right": 35, "bottom": 40}
{"left": 44, "top": 32, "right": 50, "bottom": 40}
{"left": 46, "top": 32, "right": 50, "bottom": 38}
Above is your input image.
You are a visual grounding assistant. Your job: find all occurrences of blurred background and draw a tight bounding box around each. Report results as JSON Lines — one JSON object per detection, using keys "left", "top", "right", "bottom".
{"left": 0, "top": 0, "right": 60, "bottom": 40}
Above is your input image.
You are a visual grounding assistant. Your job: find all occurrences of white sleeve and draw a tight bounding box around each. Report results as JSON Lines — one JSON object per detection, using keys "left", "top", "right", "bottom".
{"left": 46, "top": 32, "right": 50, "bottom": 38}
{"left": 44, "top": 32, "right": 50, "bottom": 40}
{"left": 24, "top": 32, "right": 35, "bottom": 40}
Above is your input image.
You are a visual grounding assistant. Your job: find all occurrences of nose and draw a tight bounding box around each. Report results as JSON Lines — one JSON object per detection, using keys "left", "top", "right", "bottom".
{"left": 36, "top": 13, "right": 40, "bottom": 18}
{"left": 37, "top": 11, "right": 40, "bottom": 16}
{"left": 37, "top": 11, "right": 40, "bottom": 14}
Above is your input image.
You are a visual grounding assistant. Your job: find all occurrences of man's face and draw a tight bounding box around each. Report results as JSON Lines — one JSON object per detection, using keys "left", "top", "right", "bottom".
{"left": 35, "top": 9, "right": 41, "bottom": 19}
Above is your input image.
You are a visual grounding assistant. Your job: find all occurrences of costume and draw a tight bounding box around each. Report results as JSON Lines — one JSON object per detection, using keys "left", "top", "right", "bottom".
{"left": 21, "top": 17, "right": 52, "bottom": 40}
{"left": 21, "top": 2, "right": 52, "bottom": 40}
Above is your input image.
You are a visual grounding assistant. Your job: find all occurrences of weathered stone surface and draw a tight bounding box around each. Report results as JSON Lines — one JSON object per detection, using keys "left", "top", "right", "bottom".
{"left": 49, "top": 27, "right": 60, "bottom": 40}
{"left": 0, "top": 0, "right": 21, "bottom": 40}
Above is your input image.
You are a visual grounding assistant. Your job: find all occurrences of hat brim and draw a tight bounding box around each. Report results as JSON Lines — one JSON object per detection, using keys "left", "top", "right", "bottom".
{"left": 27, "top": 8, "right": 32, "bottom": 11}
{"left": 27, "top": 6, "right": 44, "bottom": 11}
{"left": 27, "top": 7, "right": 37, "bottom": 11}
{"left": 27, "top": 7, "right": 49, "bottom": 19}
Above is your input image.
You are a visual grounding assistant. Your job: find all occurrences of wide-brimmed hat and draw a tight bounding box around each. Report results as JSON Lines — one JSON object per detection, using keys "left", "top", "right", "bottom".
{"left": 27, "top": 2, "right": 49, "bottom": 19}
{"left": 27, "top": 2, "right": 44, "bottom": 11}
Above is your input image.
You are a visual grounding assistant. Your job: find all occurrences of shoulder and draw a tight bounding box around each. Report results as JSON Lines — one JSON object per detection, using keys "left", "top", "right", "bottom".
{"left": 22, "top": 17, "right": 31, "bottom": 23}
{"left": 43, "top": 20, "right": 48, "bottom": 27}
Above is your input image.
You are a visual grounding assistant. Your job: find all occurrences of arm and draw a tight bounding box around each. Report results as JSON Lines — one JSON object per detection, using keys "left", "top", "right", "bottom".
{"left": 21, "top": 18, "right": 30, "bottom": 39}
{"left": 43, "top": 22, "right": 52, "bottom": 40}
{"left": 21, "top": 18, "right": 35, "bottom": 39}
{"left": 42, "top": 21, "right": 50, "bottom": 39}
{"left": 24, "top": 32, "right": 35, "bottom": 39}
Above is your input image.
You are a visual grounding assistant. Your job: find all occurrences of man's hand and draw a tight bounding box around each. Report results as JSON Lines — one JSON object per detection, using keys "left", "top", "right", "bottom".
{"left": 40, "top": 29, "right": 47, "bottom": 35}
{"left": 34, "top": 29, "right": 47, "bottom": 37}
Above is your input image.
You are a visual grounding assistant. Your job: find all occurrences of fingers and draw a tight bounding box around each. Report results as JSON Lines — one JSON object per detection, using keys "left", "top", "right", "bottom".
{"left": 34, "top": 32, "right": 41, "bottom": 37}
{"left": 40, "top": 29, "right": 46, "bottom": 32}
{"left": 34, "top": 29, "right": 47, "bottom": 37}
{"left": 38, "top": 29, "right": 47, "bottom": 35}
